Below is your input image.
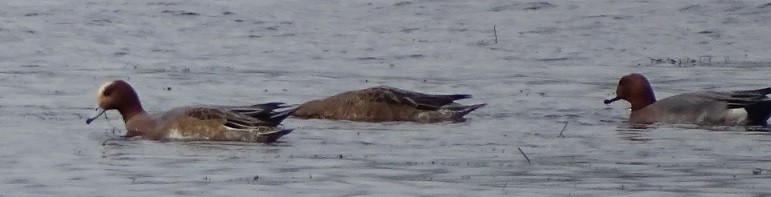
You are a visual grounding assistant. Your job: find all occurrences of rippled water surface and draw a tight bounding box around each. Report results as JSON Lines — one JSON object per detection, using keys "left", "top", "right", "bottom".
{"left": 1, "top": 0, "right": 770, "bottom": 196}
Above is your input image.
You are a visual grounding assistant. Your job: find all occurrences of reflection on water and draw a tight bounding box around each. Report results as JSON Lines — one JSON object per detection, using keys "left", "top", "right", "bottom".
{"left": 616, "top": 123, "right": 656, "bottom": 142}
{"left": 617, "top": 122, "right": 771, "bottom": 142}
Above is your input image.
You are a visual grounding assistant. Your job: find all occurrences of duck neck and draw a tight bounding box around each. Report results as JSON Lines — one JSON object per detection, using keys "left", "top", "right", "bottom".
{"left": 119, "top": 104, "right": 146, "bottom": 123}
{"left": 630, "top": 88, "right": 656, "bottom": 111}
{"left": 116, "top": 95, "right": 149, "bottom": 137}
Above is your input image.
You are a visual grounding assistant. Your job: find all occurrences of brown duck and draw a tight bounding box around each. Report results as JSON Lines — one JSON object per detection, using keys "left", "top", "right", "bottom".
{"left": 292, "top": 86, "right": 486, "bottom": 123}
{"left": 86, "top": 80, "right": 293, "bottom": 143}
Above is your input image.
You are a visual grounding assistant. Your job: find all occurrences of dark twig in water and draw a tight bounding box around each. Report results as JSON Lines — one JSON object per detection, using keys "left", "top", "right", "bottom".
{"left": 557, "top": 122, "right": 569, "bottom": 137}
{"left": 518, "top": 147, "right": 531, "bottom": 164}
{"left": 493, "top": 25, "right": 498, "bottom": 44}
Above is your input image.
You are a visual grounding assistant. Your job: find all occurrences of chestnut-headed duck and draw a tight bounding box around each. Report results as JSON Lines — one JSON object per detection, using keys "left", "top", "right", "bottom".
{"left": 605, "top": 73, "right": 771, "bottom": 126}
{"left": 86, "top": 80, "right": 293, "bottom": 143}
{"left": 292, "top": 86, "right": 486, "bottom": 123}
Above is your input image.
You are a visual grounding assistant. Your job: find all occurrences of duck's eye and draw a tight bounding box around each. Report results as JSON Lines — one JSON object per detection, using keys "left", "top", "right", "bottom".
{"left": 102, "top": 86, "right": 114, "bottom": 96}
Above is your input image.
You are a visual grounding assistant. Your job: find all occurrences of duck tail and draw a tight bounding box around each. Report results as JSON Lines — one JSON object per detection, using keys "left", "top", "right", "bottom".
{"left": 255, "top": 128, "right": 293, "bottom": 143}
{"left": 451, "top": 103, "right": 487, "bottom": 119}
{"left": 760, "top": 87, "right": 771, "bottom": 95}
{"left": 446, "top": 94, "right": 472, "bottom": 101}
{"left": 263, "top": 108, "right": 296, "bottom": 127}
{"left": 735, "top": 87, "right": 771, "bottom": 96}
{"left": 249, "top": 102, "right": 289, "bottom": 110}
{"left": 745, "top": 100, "right": 771, "bottom": 127}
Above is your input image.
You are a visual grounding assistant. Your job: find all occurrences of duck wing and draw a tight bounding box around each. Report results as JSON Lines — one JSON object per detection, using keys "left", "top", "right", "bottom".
{"left": 220, "top": 102, "right": 295, "bottom": 128}
{"left": 686, "top": 87, "right": 771, "bottom": 109}
{"left": 362, "top": 86, "right": 472, "bottom": 110}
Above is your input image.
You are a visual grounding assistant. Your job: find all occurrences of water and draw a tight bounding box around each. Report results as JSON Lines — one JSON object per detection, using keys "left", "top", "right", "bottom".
{"left": 1, "top": 0, "right": 770, "bottom": 196}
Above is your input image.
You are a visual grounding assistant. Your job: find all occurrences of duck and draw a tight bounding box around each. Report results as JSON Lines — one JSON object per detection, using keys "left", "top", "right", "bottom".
{"left": 292, "top": 86, "right": 486, "bottom": 123}
{"left": 86, "top": 80, "right": 293, "bottom": 143}
{"left": 604, "top": 73, "right": 771, "bottom": 127}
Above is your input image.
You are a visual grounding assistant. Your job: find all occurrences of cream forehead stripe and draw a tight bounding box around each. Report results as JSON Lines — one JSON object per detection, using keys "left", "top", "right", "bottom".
{"left": 97, "top": 80, "right": 118, "bottom": 97}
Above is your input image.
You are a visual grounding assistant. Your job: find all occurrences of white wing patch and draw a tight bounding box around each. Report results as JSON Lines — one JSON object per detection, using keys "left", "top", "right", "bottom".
{"left": 167, "top": 128, "right": 208, "bottom": 140}
{"left": 167, "top": 128, "right": 185, "bottom": 139}
{"left": 726, "top": 108, "right": 748, "bottom": 124}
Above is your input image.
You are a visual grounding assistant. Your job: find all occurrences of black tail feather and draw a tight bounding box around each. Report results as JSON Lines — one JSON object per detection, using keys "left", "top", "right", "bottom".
{"left": 733, "top": 87, "right": 771, "bottom": 96}
{"left": 234, "top": 102, "right": 292, "bottom": 122}
{"left": 249, "top": 102, "right": 288, "bottom": 110}
{"left": 452, "top": 103, "right": 487, "bottom": 119}
{"left": 446, "top": 94, "right": 472, "bottom": 101}
{"left": 412, "top": 94, "right": 473, "bottom": 110}
{"left": 257, "top": 129, "right": 293, "bottom": 143}
{"left": 262, "top": 108, "right": 296, "bottom": 127}
{"left": 230, "top": 102, "right": 286, "bottom": 115}
{"left": 745, "top": 100, "right": 771, "bottom": 127}
{"left": 756, "top": 87, "right": 771, "bottom": 95}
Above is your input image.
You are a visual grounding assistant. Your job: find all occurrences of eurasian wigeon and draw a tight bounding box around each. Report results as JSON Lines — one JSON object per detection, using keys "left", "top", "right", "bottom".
{"left": 292, "top": 86, "right": 486, "bottom": 123}
{"left": 86, "top": 80, "right": 293, "bottom": 143}
{"left": 605, "top": 73, "right": 771, "bottom": 127}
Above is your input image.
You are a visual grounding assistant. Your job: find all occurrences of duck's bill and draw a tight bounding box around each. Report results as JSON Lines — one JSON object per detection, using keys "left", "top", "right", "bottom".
{"left": 86, "top": 107, "right": 106, "bottom": 124}
{"left": 603, "top": 97, "right": 620, "bottom": 105}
